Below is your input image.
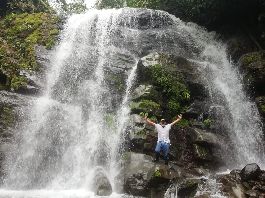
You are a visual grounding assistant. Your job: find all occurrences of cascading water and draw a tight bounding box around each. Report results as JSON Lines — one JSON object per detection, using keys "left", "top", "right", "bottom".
{"left": 0, "top": 7, "right": 141, "bottom": 197}
{"left": 0, "top": 4, "right": 264, "bottom": 198}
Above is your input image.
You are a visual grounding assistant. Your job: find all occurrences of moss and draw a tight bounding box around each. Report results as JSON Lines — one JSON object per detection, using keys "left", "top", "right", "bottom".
{"left": 241, "top": 52, "right": 263, "bottom": 66}
{"left": 261, "top": 104, "right": 265, "bottom": 112}
{"left": 0, "top": 12, "right": 59, "bottom": 90}
{"left": 153, "top": 169, "right": 162, "bottom": 177}
{"left": 203, "top": 118, "right": 212, "bottom": 128}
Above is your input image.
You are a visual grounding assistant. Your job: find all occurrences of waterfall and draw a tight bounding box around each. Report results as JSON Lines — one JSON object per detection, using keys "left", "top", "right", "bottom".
{"left": 1, "top": 8, "right": 141, "bottom": 197}
{"left": 181, "top": 22, "right": 265, "bottom": 167}
{"left": 0, "top": 5, "right": 264, "bottom": 198}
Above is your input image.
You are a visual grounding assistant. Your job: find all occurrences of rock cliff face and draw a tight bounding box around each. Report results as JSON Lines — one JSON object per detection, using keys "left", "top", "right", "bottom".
{"left": 0, "top": 5, "right": 264, "bottom": 198}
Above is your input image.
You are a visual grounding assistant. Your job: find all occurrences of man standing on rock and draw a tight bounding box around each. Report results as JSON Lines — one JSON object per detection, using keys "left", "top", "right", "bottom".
{"left": 144, "top": 115, "right": 182, "bottom": 165}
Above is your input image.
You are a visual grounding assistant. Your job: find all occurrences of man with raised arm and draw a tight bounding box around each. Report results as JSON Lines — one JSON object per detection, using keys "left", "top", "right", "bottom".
{"left": 144, "top": 114, "right": 182, "bottom": 165}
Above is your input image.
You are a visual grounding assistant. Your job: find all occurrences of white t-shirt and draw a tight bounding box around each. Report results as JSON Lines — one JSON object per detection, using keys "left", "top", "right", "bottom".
{"left": 155, "top": 124, "right": 172, "bottom": 143}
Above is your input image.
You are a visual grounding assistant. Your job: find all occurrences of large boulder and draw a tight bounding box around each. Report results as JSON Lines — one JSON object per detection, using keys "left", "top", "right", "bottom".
{"left": 93, "top": 168, "right": 112, "bottom": 196}
{"left": 117, "top": 8, "right": 174, "bottom": 30}
{"left": 240, "top": 163, "right": 261, "bottom": 181}
{"left": 121, "top": 152, "right": 177, "bottom": 196}
{"left": 218, "top": 165, "right": 265, "bottom": 197}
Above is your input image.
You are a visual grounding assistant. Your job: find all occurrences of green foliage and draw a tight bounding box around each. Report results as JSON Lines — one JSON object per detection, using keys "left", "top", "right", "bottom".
{"left": 131, "top": 99, "right": 161, "bottom": 117}
{"left": 0, "top": 12, "right": 59, "bottom": 90}
{"left": 203, "top": 118, "right": 212, "bottom": 128}
{"left": 66, "top": 2, "right": 86, "bottom": 14}
{"left": 139, "top": 112, "right": 148, "bottom": 118}
{"left": 139, "top": 99, "right": 160, "bottom": 111}
{"left": 260, "top": 104, "right": 265, "bottom": 113}
{"left": 97, "top": 0, "right": 125, "bottom": 9}
{"left": 241, "top": 52, "right": 263, "bottom": 66}
{"left": 126, "top": 0, "right": 161, "bottom": 9}
{"left": 153, "top": 169, "right": 162, "bottom": 177}
{"left": 176, "top": 118, "right": 190, "bottom": 127}
{"left": 0, "top": 0, "right": 52, "bottom": 16}
{"left": 149, "top": 64, "right": 190, "bottom": 117}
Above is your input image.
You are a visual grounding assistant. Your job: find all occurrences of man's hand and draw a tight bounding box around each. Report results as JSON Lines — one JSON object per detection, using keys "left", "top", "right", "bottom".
{"left": 144, "top": 116, "right": 156, "bottom": 126}
{"left": 171, "top": 114, "right": 183, "bottom": 126}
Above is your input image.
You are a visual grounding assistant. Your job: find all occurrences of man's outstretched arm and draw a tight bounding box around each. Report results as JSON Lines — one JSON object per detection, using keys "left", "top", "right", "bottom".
{"left": 171, "top": 114, "right": 182, "bottom": 126}
{"left": 144, "top": 116, "right": 156, "bottom": 126}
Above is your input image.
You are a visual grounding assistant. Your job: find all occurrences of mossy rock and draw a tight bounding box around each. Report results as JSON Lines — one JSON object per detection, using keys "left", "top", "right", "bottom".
{"left": 239, "top": 51, "right": 265, "bottom": 95}
{"left": 255, "top": 96, "right": 265, "bottom": 118}
{"left": 193, "top": 143, "right": 213, "bottom": 162}
{"left": 0, "top": 12, "right": 60, "bottom": 90}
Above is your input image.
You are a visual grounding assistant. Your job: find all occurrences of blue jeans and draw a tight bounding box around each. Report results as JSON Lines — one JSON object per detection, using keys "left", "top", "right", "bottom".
{"left": 155, "top": 141, "right": 170, "bottom": 160}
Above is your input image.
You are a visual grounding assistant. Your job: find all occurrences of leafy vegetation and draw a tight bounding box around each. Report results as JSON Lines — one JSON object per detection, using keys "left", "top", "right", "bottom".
{"left": 149, "top": 64, "right": 190, "bottom": 117}
{"left": 0, "top": 0, "right": 52, "bottom": 16}
{"left": 0, "top": 12, "right": 59, "bottom": 90}
{"left": 153, "top": 169, "right": 162, "bottom": 177}
{"left": 203, "top": 118, "right": 212, "bottom": 128}
{"left": 135, "top": 59, "right": 190, "bottom": 122}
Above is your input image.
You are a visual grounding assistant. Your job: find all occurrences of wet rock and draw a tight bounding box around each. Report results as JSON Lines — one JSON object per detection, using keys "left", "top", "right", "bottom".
{"left": 191, "top": 128, "right": 221, "bottom": 147}
{"left": 17, "top": 45, "right": 51, "bottom": 95}
{"left": 185, "top": 100, "right": 207, "bottom": 119}
{"left": 93, "top": 168, "right": 112, "bottom": 196}
{"left": 122, "top": 152, "right": 177, "bottom": 196}
{"left": 123, "top": 153, "right": 156, "bottom": 196}
{"left": 245, "top": 189, "right": 260, "bottom": 197}
{"left": 118, "top": 8, "right": 174, "bottom": 30}
{"left": 218, "top": 165, "right": 265, "bottom": 197}
{"left": 240, "top": 163, "right": 261, "bottom": 181}
{"left": 193, "top": 144, "right": 213, "bottom": 162}
{"left": 177, "top": 179, "right": 200, "bottom": 198}
{"left": 255, "top": 96, "right": 265, "bottom": 119}
{"left": 130, "top": 114, "right": 145, "bottom": 125}
{"left": 132, "top": 84, "right": 153, "bottom": 100}
{"left": 239, "top": 51, "right": 265, "bottom": 95}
